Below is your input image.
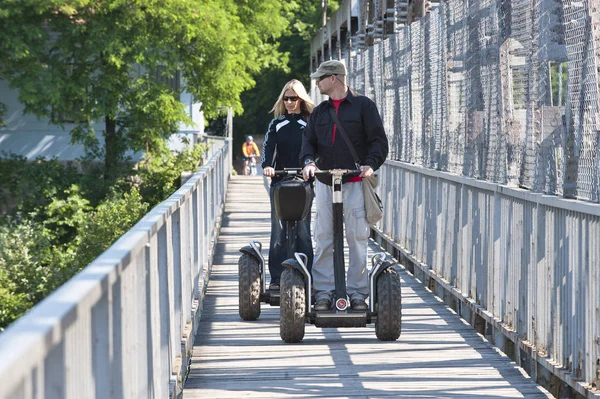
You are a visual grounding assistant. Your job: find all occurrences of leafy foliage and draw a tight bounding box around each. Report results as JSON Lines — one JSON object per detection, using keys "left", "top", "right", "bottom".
{"left": 45, "top": 185, "right": 93, "bottom": 245}
{"left": 0, "top": 0, "right": 289, "bottom": 179}
{"left": 73, "top": 187, "right": 149, "bottom": 271}
{"left": 0, "top": 267, "right": 29, "bottom": 332}
{"left": 232, "top": 0, "right": 341, "bottom": 154}
{"left": 0, "top": 217, "right": 76, "bottom": 331}
{"left": 0, "top": 102, "right": 6, "bottom": 127}
{"left": 0, "top": 186, "right": 149, "bottom": 331}
{"left": 0, "top": 154, "right": 83, "bottom": 216}
{"left": 0, "top": 153, "right": 113, "bottom": 218}
{"left": 0, "top": 142, "right": 207, "bottom": 330}
{"left": 0, "top": 0, "right": 333, "bottom": 332}
{"left": 137, "top": 142, "right": 207, "bottom": 207}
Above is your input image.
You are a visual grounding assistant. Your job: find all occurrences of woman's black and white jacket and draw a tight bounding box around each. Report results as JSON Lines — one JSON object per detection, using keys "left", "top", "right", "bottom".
{"left": 261, "top": 113, "right": 307, "bottom": 186}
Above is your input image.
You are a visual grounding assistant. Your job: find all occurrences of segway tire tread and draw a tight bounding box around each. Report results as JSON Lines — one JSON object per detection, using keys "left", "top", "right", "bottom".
{"left": 375, "top": 268, "right": 402, "bottom": 341}
{"left": 238, "top": 253, "right": 261, "bottom": 320}
{"left": 280, "top": 268, "right": 306, "bottom": 343}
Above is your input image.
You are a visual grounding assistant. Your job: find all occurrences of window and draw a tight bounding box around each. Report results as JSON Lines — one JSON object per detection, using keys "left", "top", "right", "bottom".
{"left": 549, "top": 61, "right": 567, "bottom": 107}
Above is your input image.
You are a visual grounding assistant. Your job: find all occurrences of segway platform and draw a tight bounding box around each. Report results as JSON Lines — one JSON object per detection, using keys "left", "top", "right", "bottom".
{"left": 279, "top": 169, "right": 402, "bottom": 343}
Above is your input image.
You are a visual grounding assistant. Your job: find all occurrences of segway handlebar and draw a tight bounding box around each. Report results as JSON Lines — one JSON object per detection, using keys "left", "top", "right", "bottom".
{"left": 314, "top": 169, "right": 362, "bottom": 178}
{"left": 273, "top": 168, "right": 303, "bottom": 176}
{"left": 270, "top": 168, "right": 362, "bottom": 178}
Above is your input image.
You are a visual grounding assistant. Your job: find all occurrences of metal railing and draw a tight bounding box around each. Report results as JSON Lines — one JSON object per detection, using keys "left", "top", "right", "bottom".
{"left": 310, "top": 0, "right": 600, "bottom": 395}
{"left": 198, "top": 134, "right": 228, "bottom": 161}
{"left": 374, "top": 160, "right": 600, "bottom": 397}
{"left": 0, "top": 139, "right": 231, "bottom": 399}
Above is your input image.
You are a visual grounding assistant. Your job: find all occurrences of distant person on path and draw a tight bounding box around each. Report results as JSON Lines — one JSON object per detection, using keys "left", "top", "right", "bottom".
{"left": 300, "top": 60, "right": 389, "bottom": 311}
{"left": 242, "top": 136, "right": 260, "bottom": 176}
{"left": 261, "top": 79, "right": 315, "bottom": 290}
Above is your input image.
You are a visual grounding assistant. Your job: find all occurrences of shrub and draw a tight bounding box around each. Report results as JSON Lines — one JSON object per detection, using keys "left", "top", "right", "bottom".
{"left": 0, "top": 217, "right": 75, "bottom": 331}
{"left": 45, "top": 185, "right": 93, "bottom": 245}
{"left": 137, "top": 143, "right": 207, "bottom": 206}
{"left": 0, "top": 143, "right": 205, "bottom": 330}
{"left": 0, "top": 154, "right": 81, "bottom": 218}
{"left": 0, "top": 154, "right": 125, "bottom": 218}
{"left": 0, "top": 266, "right": 30, "bottom": 331}
{"left": 74, "top": 187, "right": 149, "bottom": 270}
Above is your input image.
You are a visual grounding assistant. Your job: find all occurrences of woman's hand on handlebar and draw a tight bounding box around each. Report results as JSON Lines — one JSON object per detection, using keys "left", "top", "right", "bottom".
{"left": 263, "top": 166, "right": 275, "bottom": 177}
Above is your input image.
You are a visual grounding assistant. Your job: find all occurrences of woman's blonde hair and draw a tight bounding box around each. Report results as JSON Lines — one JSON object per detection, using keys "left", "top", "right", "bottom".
{"left": 270, "top": 79, "right": 315, "bottom": 119}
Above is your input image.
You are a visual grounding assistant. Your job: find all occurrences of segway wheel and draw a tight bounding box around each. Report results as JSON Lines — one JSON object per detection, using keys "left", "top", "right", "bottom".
{"left": 280, "top": 268, "right": 306, "bottom": 343}
{"left": 238, "top": 253, "right": 261, "bottom": 320}
{"left": 375, "top": 268, "right": 402, "bottom": 341}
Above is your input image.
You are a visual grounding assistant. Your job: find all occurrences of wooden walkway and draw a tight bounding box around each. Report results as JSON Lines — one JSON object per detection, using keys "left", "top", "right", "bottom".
{"left": 184, "top": 176, "right": 551, "bottom": 399}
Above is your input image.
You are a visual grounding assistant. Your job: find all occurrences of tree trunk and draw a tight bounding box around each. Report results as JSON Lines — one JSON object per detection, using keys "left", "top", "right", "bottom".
{"left": 104, "top": 115, "right": 118, "bottom": 182}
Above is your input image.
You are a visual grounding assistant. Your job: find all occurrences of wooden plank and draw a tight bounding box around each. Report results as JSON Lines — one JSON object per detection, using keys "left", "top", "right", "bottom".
{"left": 184, "top": 176, "right": 552, "bottom": 398}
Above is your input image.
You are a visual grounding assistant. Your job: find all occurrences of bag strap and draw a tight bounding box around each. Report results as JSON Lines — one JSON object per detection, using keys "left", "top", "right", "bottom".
{"left": 329, "top": 107, "right": 361, "bottom": 169}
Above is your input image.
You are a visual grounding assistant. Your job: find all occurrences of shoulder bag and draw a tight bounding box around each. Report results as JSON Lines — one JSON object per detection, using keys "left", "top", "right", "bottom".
{"left": 328, "top": 108, "right": 383, "bottom": 225}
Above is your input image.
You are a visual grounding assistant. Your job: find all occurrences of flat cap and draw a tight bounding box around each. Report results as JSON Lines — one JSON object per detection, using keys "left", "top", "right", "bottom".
{"left": 310, "top": 60, "right": 347, "bottom": 78}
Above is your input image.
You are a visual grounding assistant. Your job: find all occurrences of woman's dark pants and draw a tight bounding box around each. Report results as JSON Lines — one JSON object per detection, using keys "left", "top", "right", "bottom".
{"left": 268, "top": 186, "right": 313, "bottom": 284}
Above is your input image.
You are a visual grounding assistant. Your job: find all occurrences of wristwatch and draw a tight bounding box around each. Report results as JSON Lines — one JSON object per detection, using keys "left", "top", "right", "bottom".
{"left": 304, "top": 158, "right": 315, "bottom": 166}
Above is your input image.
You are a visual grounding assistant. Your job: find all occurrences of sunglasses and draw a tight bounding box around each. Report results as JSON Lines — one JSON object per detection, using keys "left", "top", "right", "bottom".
{"left": 283, "top": 96, "right": 299, "bottom": 102}
{"left": 317, "top": 74, "right": 334, "bottom": 82}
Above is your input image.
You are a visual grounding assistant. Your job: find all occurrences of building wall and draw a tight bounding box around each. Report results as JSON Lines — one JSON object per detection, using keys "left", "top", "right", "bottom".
{"left": 0, "top": 79, "right": 204, "bottom": 161}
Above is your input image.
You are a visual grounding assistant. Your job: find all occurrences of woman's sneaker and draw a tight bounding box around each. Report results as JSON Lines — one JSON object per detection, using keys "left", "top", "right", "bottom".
{"left": 268, "top": 282, "right": 280, "bottom": 291}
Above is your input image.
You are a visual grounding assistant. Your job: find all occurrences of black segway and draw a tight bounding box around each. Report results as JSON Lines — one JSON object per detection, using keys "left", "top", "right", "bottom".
{"left": 279, "top": 169, "right": 402, "bottom": 343}
{"left": 238, "top": 168, "right": 312, "bottom": 321}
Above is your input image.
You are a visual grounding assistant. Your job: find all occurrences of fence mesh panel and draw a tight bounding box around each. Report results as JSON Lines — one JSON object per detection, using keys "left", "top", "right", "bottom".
{"left": 445, "top": 0, "right": 468, "bottom": 174}
{"left": 373, "top": 41, "right": 385, "bottom": 118}
{"left": 397, "top": 29, "right": 413, "bottom": 163}
{"left": 318, "top": 0, "right": 600, "bottom": 203}
{"left": 563, "top": 0, "right": 600, "bottom": 201}
{"left": 411, "top": 23, "right": 425, "bottom": 164}
{"left": 383, "top": 38, "right": 399, "bottom": 159}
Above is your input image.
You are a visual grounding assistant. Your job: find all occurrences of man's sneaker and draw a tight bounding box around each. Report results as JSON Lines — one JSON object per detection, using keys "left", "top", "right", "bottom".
{"left": 351, "top": 297, "right": 368, "bottom": 310}
{"left": 314, "top": 297, "right": 332, "bottom": 311}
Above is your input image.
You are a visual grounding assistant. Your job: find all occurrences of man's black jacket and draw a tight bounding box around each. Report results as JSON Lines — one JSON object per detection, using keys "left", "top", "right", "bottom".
{"left": 299, "top": 89, "right": 389, "bottom": 185}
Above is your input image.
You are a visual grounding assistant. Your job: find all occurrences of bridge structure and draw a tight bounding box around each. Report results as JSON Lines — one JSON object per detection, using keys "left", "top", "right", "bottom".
{"left": 1, "top": 0, "right": 600, "bottom": 398}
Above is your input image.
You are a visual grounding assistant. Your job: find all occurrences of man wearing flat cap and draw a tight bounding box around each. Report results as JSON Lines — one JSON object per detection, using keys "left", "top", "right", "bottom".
{"left": 300, "top": 60, "right": 389, "bottom": 311}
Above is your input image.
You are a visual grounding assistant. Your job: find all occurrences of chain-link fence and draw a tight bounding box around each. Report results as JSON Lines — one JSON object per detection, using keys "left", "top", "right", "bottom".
{"left": 337, "top": 0, "right": 600, "bottom": 203}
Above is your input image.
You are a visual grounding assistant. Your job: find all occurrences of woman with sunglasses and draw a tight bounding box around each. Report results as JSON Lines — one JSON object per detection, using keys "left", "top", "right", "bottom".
{"left": 261, "top": 79, "right": 315, "bottom": 290}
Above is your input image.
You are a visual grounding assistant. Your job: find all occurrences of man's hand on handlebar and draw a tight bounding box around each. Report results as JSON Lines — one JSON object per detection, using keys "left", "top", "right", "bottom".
{"left": 263, "top": 166, "right": 275, "bottom": 177}
{"left": 302, "top": 163, "right": 317, "bottom": 181}
{"left": 359, "top": 165, "right": 374, "bottom": 178}
{"left": 302, "top": 164, "right": 372, "bottom": 180}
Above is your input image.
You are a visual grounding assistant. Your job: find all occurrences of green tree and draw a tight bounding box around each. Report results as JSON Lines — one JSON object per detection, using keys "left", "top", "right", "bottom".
{"left": 232, "top": 0, "right": 341, "bottom": 154}
{"left": 0, "top": 0, "right": 288, "bottom": 181}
